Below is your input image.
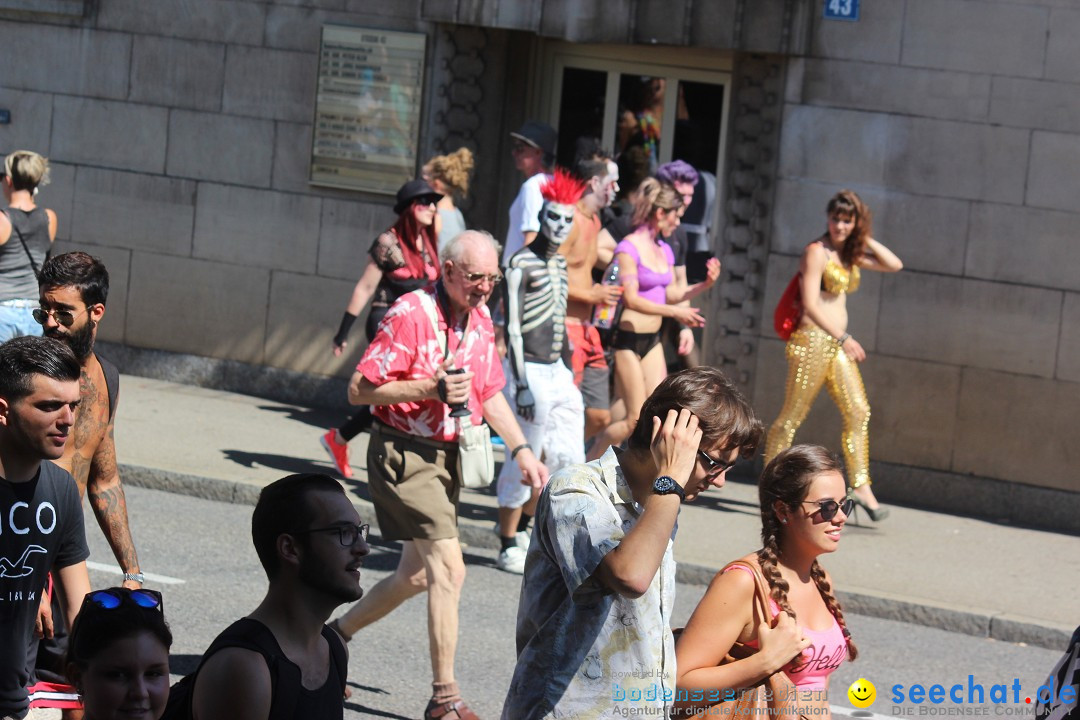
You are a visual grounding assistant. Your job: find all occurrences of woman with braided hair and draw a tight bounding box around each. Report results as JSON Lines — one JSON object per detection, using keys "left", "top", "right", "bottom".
{"left": 674, "top": 445, "right": 857, "bottom": 719}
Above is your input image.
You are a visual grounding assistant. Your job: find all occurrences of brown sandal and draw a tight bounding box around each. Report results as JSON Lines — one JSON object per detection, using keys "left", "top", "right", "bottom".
{"left": 424, "top": 698, "right": 480, "bottom": 720}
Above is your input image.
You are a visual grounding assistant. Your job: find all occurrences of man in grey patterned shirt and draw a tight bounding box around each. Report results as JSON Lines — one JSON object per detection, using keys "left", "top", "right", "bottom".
{"left": 502, "top": 367, "right": 761, "bottom": 720}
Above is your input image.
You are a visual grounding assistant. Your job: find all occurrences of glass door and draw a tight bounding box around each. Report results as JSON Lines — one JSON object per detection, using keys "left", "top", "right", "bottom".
{"left": 543, "top": 45, "right": 732, "bottom": 278}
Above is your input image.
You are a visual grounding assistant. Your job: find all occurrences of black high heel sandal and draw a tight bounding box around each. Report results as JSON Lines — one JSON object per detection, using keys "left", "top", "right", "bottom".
{"left": 851, "top": 496, "right": 889, "bottom": 522}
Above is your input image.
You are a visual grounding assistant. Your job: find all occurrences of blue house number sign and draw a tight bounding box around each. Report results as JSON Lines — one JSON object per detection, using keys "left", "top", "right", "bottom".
{"left": 824, "top": 0, "right": 859, "bottom": 21}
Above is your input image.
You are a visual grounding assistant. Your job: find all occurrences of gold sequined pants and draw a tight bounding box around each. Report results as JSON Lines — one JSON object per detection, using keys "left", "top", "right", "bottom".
{"left": 764, "top": 326, "right": 872, "bottom": 488}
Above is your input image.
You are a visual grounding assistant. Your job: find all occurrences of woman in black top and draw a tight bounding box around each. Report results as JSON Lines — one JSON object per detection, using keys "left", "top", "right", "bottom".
{"left": 320, "top": 179, "right": 443, "bottom": 479}
{"left": 0, "top": 151, "right": 58, "bottom": 341}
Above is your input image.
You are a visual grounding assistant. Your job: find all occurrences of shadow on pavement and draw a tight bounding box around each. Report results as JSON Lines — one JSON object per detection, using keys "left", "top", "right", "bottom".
{"left": 222, "top": 449, "right": 334, "bottom": 477}
{"left": 256, "top": 404, "right": 344, "bottom": 431}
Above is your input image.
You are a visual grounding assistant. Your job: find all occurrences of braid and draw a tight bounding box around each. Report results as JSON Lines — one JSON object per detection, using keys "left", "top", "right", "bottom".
{"left": 809, "top": 560, "right": 858, "bottom": 660}
{"left": 756, "top": 532, "right": 795, "bottom": 621}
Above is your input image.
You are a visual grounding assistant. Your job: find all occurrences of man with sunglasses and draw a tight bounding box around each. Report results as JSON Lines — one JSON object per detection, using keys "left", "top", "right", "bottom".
{"left": 503, "top": 367, "right": 761, "bottom": 720}
{"left": 26, "top": 252, "right": 141, "bottom": 716}
{"left": 332, "top": 230, "right": 547, "bottom": 719}
{"left": 190, "top": 473, "right": 367, "bottom": 720}
{"left": 0, "top": 336, "right": 91, "bottom": 720}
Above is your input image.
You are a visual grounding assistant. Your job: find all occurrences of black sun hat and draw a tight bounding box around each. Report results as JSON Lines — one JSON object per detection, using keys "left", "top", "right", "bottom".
{"left": 393, "top": 179, "right": 443, "bottom": 215}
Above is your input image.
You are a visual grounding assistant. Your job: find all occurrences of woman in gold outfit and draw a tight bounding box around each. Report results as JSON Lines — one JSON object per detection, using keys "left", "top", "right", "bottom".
{"left": 764, "top": 190, "right": 903, "bottom": 520}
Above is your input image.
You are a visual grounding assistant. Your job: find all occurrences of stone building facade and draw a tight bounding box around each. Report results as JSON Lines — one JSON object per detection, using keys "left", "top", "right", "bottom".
{"left": 1, "top": 0, "right": 1076, "bottom": 526}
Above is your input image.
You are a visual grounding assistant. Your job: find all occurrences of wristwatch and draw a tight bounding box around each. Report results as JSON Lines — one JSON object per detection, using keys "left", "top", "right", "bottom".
{"left": 123, "top": 572, "right": 145, "bottom": 584}
{"left": 652, "top": 475, "right": 685, "bottom": 500}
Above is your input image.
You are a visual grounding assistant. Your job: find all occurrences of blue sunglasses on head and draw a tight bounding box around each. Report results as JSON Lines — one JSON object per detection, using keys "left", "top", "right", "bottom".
{"left": 83, "top": 587, "right": 163, "bottom": 612}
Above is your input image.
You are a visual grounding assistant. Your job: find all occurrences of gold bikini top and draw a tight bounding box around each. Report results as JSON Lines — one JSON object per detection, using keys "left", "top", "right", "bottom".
{"left": 822, "top": 260, "right": 860, "bottom": 295}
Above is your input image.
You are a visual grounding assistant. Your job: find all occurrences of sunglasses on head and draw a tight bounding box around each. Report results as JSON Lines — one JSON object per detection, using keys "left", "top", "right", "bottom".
{"left": 800, "top": 497, "right": 855, "bottom": 521}
{"left": 83, "top": 588, "right": 163, "bottom": 612}
{"left": 32, "top": 306, "right": 89, "bottom": 328}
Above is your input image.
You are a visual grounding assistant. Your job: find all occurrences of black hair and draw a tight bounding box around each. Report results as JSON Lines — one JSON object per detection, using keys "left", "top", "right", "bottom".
{"left": 66, "top": 588, "right": 173, "bottom": 676}
{"left": 39, "top": 252, "right": 110, "bottom": 307}
{"left": 251, "top": 474, "right": 347, "bottom": 579}
{"left": 627, "top": 367, "right": 762, "bottom": 458}
{"left": 0, "top": 336, "right": 80, "bottom": 402}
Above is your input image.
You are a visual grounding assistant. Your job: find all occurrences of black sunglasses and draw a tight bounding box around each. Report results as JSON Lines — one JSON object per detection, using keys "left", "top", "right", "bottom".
{"left": 698, "top": 449, "right": 735, "bottom": 476}
{"left": 83, "top": 588, "right": 163, "bottom": 612}
{"left": 292, "top": 523, "right": 369, "bottom": 548}
{"left": 800, "top": 497, "right": 855, "bottom": 522}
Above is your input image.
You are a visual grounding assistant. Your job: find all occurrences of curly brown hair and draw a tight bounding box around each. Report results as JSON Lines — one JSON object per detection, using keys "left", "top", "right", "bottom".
{"left": 826, "top": 189, "right": 871, "bottom": 268}
{"left": 423, "top": 147, "right": 474, "bottom": 199}
{"left": 756, "top": 444, "right": 858, "bottom": 661}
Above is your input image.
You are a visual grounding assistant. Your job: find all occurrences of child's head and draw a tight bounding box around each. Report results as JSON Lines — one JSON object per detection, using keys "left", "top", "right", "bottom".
{"left": 66, "top": 588, "right": 173, "bottom": 720}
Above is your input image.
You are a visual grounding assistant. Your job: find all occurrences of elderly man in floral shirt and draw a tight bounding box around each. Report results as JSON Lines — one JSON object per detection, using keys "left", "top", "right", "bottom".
{"left": 503, "top": 367, "right": 761, "bottom": 719}
{"left": 332, "top": 229, "right": 548, "bottom": 720}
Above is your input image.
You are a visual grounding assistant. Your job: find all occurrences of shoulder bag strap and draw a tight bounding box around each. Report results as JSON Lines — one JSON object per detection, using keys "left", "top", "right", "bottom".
{"left": 3, "top": 209, "right": 41, "bottom": 279}
{"left": 722, "top": 560, "right": 772, "bottom": 627}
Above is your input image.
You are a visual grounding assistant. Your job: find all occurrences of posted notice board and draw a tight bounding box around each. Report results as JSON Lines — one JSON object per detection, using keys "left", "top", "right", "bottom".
{"left": 310, "top": 26, "right": 427, "bottom": 194}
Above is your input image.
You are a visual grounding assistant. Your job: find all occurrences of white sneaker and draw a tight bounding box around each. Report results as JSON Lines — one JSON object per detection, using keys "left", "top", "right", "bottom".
{"left": 496, "top": 545, "right": 527, "bottom": 574}
{"left": 493, "top": 522, "right": 532, "bottom": 549}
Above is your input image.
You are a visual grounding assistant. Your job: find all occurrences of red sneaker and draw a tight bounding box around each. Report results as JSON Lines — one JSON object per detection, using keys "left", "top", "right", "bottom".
{"left": 320, "top": 429, "right": 353, "bottom": 479}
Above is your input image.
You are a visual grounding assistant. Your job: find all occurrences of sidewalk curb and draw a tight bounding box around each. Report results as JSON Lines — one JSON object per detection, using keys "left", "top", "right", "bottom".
{"left": 120, "top": 463, "right": 1072, "bottom": 652}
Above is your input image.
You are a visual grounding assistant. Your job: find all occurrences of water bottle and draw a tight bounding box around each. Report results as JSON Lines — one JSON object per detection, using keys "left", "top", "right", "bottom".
{"left": 592, "top": 262, "right": 621, "bottom": 330}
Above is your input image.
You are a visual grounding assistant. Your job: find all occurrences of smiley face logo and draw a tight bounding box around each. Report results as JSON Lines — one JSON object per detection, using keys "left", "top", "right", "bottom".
{"left": 848, "top": 678, "right": 876, "bottom": 708}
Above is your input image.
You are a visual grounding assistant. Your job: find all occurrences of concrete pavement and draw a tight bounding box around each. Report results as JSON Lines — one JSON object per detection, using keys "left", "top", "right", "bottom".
{"left": 111, "top": 374, "right": 1079, "bottom": 650}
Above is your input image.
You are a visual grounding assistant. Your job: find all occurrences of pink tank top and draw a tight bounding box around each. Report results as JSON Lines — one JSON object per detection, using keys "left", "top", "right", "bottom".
{"left": 615, "top": 239, "right": 674, "bottom": 305}
{"left": 723, "top": 565, "right": 847, "bottom": 690}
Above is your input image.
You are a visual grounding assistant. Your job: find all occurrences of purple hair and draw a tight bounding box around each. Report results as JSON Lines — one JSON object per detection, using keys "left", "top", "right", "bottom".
{"left": 656, "top": 160, "right": 699, "bottom": 187}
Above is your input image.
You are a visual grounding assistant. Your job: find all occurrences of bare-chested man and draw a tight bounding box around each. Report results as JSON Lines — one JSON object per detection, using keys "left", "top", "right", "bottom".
{"left": 30, "top": 251, "right": 141, "bottom": 713}
{"left": 561, "top": 151, "right": 621, "bottom": 441}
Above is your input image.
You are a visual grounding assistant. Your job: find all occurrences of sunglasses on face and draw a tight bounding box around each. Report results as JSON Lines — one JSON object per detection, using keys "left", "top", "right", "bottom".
{"left": 698, "top": 449, "right": 735, "bottom": 477}
{"left": 414, "top": 196, "right": 440, "bottom": 208}
{"left": 800, "top": 497, "right": 855, "bottom": 522}
{"left": 293, "top": 523, "right": 370, "bottom": 548}
{"left": 33, "top": 306, "right": 90, "bottom": 328}
{"left": 83, "top": 588, "right": 164, "bottom": 612}
{"left": 458, "top": 268, "right": 503, "bottom": 286}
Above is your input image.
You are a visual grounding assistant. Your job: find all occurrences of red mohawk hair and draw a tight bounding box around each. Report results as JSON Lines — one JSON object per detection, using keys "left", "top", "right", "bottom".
{"left": 540, "top": 168, "right": 587, "bottom": 205}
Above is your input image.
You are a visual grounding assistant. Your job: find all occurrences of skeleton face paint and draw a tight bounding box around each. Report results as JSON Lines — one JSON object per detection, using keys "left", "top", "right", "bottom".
{"left": 602, "top": 161, "right": 620, "bottom": 207}
{"left": 541, "top": 201, "right": 576, "bottom": 245}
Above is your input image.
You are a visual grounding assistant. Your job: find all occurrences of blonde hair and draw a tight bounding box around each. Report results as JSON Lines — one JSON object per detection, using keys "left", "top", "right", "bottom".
{"left": 4, "top": 150, "right": 50, "bottom": 192}
{"left": 423, "top": 147, "right": 474, "bottom": 199}
{"left": 631, "top": 177, "right": 682, "bottom": 227}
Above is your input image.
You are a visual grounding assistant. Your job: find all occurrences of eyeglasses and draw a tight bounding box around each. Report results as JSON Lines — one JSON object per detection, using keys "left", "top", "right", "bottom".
{"left": 801, "top": 497, "right": 855, "bottom": 522}
{"left": 83, "top": 588, "right": 163, "bottom": 612}
{"left": 33, "top": 306, "right": 91, "bottom": 328}
{"left": 511, "top": 140, "right": 536, "bottom": 154}
{"left": 698, "top": 450, "right": 735, "bottom": 477}
{"left": 458, "top": 268, "right": 503, "bottom": 286}
{"left": 414, "top": 195, "right": 440, "bottom": 207}
{"left": 293, "top": 523, "right": 370, "bottom": 548}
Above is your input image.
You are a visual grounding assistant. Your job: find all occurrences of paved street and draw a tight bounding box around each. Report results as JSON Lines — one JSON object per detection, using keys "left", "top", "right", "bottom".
{"left": 84, "top": 486, "right": 1066, "bottom": 720}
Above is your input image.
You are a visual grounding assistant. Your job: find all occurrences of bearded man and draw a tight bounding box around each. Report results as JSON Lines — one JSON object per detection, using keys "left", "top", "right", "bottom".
{"left": 28, "top": 252, "right": 141, "bottom": 716}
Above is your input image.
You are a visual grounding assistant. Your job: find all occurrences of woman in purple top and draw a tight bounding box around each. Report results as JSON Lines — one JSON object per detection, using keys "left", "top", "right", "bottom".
{"left": 603, "top": 178, "right": 714, "bottom": 450}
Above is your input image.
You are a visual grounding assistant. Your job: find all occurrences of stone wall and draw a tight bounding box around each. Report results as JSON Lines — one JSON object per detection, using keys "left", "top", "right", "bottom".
{"left": 0, "top": 1, "right": 516, "bottom": 384}
{"left": 755, "top": 0, "right": 1080, "bottom": 504}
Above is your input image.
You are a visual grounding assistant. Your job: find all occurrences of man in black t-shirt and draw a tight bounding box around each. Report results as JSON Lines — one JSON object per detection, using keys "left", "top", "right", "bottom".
{"left": 0, "top": 336, "right": 90, "bottom": 720}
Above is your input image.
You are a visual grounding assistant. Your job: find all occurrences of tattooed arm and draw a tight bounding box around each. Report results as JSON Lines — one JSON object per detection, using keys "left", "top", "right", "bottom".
{"left": 88, "top": 419, "right": 141, "bottom": 588}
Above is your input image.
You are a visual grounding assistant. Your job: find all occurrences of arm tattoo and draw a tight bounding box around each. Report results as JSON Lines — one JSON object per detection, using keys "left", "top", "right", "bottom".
{"left": 89, "top": 424, "right": 140, "bottom": 573}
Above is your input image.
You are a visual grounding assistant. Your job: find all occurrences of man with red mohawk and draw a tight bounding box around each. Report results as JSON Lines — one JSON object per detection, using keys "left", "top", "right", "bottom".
{"left": 494, "top": 169, "right": 587, "bottom": 574}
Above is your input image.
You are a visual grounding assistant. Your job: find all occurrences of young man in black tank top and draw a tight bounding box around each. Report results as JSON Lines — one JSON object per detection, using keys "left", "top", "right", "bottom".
{"left": 191, "top": 474, "right": 369, "bottom": 720}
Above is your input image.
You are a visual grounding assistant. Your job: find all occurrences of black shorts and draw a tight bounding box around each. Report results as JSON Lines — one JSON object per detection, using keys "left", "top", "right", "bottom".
{"left": 612, "top": 329, "right": 662, "bottom": 358}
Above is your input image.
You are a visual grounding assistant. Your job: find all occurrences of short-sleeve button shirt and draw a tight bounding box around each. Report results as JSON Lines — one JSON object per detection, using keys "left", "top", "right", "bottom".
{"left": 357, "top": 286, "right": 505, "bottom": 442}
{"left": 502, "top": 447, "right": 677, "bottom": 719}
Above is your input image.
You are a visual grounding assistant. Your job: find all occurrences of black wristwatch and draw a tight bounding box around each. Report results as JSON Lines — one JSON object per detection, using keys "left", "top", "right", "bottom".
{"left": 652, "top": 475, "right": 685, "bottom": 500}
